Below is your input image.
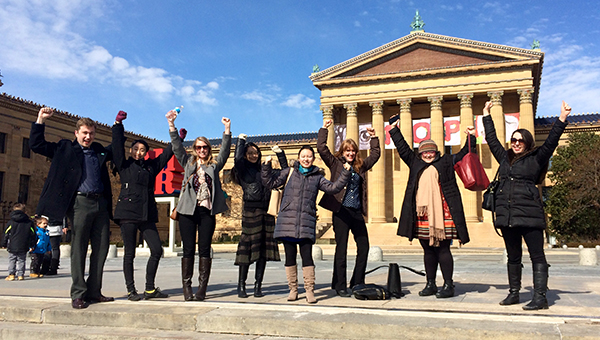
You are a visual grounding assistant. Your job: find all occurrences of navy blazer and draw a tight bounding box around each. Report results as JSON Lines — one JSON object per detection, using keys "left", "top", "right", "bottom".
{"left": 29, "top": 123, "right": 113, "bottom": 222}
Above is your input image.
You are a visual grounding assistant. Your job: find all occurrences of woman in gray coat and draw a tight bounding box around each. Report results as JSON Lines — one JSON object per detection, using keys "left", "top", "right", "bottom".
{"left": 168, "top": 110, "right": 232, "bottom": 301}
{"left": 262, "top": 145, "right": 351, "bottom": 304}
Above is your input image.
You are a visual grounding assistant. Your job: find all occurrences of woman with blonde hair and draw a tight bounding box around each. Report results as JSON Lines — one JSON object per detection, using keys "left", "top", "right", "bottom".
{"left": 168, "top": 110, "right": 231, "bottom": 301}
{"left": 317, "top": 119, "right": 380, "bottom": 297}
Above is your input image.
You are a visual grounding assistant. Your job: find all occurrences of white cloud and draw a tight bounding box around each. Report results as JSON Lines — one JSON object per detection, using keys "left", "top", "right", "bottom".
{"left": 281, "top": 94, "right": 316, "bottom": 109}
{"left": 241, "top": 90, "right": 277, "bottom": 104}
{"left": 0, "top": 0, "right": 218, "bottom": 105}
{"left": 354, "top": 21, "right": 362, "bottom": 28}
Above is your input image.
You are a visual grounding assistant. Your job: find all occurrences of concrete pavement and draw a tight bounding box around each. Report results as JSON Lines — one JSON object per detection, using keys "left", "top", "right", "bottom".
{"left": 1, "top": 245, "right": 599, "bottom": 339}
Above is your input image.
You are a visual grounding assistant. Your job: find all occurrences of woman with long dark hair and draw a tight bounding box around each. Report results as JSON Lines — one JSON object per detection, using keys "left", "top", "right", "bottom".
{"left": 168, "top": 109, "right": 231, "bottom": 301}
{"left": 232, "top": 136, "right": 287, "bottom": 298}
{"left": 389, "top": 114, "right": 475, "bottom": 298}
{"left": 112, "top": 110, "right": 174, "bottom": 301}
{"left": 483, "top": 100, "right": 571, "bottom": 310}
{"left": 317, "top": 119, "right": 380, "bottom": 297}
{"left": 262, "top": 145, "right": 351, "bottom": 304}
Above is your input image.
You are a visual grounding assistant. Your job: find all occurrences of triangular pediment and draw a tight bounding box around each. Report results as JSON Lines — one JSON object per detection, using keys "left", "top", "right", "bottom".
{"left": 310, "top": 32, "right": 543, "bottom": 82}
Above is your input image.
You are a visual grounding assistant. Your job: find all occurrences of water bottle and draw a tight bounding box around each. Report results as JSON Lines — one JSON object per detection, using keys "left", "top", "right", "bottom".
{"left": 174, "top": 106, "right": 184, "bottom": 113}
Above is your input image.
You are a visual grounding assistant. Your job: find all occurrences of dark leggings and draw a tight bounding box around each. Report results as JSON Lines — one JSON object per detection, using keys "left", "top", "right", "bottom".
{"left": 419, "top": 239, "right": 453, "bottom": 282}
{"left": 179, "top": 206, "right": 215, "bottom": 258}
{"left": 282, "top": 239, "right": 314, "bottom": 267}
{"left": 332, "top": 206, "right": 369, "bottom": 290}
{"left": 49, "top": 236, "right": 61, "bottom": 261}
{"left": 121, "top": 221, "right": 164, "bottom": 292}
{"left": 501, "top": 227, "right": 547, "bottom": 265}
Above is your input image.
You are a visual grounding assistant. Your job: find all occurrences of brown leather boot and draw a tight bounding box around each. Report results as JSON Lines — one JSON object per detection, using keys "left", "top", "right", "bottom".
{"left": 303, "top": 266, "right": 317, "bottom": 304}
{"left": 285, "top": 265, "right": 298, "bottom": 301}
{"left": 195, "top": 257, "right": 212, "bottom": 301}
{"left": 181, "top": 258, "right": 194, "bottom": 301}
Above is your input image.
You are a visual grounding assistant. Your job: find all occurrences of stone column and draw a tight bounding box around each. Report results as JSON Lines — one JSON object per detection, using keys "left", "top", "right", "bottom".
{"left": 458, "top": 93, "right": 478, "bottom": 223}
{"left": 369, "top": 101, "right": 386, "bottom": 223}
{"left": 518, "top": 88, "right": 535, "bottom": 138}
{"left": 395, "top": 98, "right": 412, "bottom": 222}
{"left": 320, "top": 105, "right": 334, "bottom": 224}
{"left": 344, "top": 103, "right": 359, "bottom": 144}
{"left": 487, "top": 91, "right": 505, "bottom": 173}
{"left": 428, "top": 96, "right": 444, "bottom": 155}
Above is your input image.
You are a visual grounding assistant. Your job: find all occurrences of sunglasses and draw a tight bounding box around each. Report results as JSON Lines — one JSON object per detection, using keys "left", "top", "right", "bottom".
{"left": 194, "top": 145, "right": 210, "bottom": 150}
{"left": 510, "top": 138, "right": 525, "bottom": 144}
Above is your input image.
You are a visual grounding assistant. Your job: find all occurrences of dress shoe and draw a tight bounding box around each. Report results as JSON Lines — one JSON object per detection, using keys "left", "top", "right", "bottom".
{"left": 336, "top": 288, "right": 352, "bottom": 297}
{"left": 72, "top": 298, "right": 89, "bottom": 309}
{"left": 86, "top": 295, "right": 114, "bottom": 304}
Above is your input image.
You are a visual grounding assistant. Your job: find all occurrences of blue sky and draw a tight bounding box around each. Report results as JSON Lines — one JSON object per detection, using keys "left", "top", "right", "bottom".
{"left": 1, "top": 0, "right": 599, "bottom": 141}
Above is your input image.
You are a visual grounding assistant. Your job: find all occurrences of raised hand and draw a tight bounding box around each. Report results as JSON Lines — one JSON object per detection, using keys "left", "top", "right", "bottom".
{"left": 559, "top": 101, "right": 572, "bottom": 122}
{"left": 483, "top": 101, "right": 493, "bottom": 116}
{"left": 179, "top": 128, "right": 187, "bottom": 140}
{"left": 388, "top": 114, "right": 399, "bottom": 127}
{"left": 115, "top": 110, "right": 127, "bottom": 123}
{"left": 366, "top": 127, "right": 376, "bottom": 137}
{"left": 465, "top": 126, "right": 476, "bottom": 135}
{"left": 264, "top": 155, "right": 272, "bottom": 164}
{"left": 222, "top": 117, "right": 231, "bottom": 134}
{"left": 323, "top": 119, "right": 333, "bottom": 129}
{"left": 343, "top": 162, "right": 351, "bottom": 171}
{"left": 37, "top": 107, "right": 54, "bottom": 124}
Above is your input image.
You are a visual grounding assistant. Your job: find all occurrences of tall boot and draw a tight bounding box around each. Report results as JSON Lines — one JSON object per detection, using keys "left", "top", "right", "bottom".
{"left": 237, "top": 264, "right": 249, "bottom": 298}
{"left": 500, "top": 263, "right": 522, "bottom": 305}
{"left": 47, "top": 259, "right": 60, "bottom": 276}
{"left": 254, "top": 258, "right": 267, "bottom": 297}
{"left": 303, "top": 266, "right": 317, "bottom": 304}
{"left": 419, "top": 279, "right": 438, "bottom": 296}
{"left": 285, "top": 265, "right": 298, "bottom": 301}
{"left": 181, "top": 258, "right": 194, "bottom": 301}
{"left": 195, "top": 257, "right": 212, "bottom": 301}
{"left": 523, "top": 263, "right": 549, "bottom": 310}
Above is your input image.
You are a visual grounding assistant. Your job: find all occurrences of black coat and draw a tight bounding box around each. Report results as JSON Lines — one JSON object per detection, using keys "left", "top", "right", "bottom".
{"left": 29, "top": 123, "right": 113, "bottom": 222}
{"left": 316, "top": 128, "right": 380, "bottom": 216}
{"left": 390, "top": 126, "right": 475, "bottom": 244}
{"left": 2, "top": 210, "right": 37, "bottom": 253}
{"left": 234, "top": 139, "right": 288, "bottom": 210}
{"left": 483, "top": 115, "right": 567, "bottom": 229}
{"left": 112, "top": 123, "right": 174, "bottom": 223}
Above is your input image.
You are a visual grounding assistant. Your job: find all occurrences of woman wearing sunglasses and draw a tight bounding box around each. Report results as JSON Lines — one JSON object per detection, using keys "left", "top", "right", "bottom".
{"left": 482, "top": 100, "right": 571, "bottom": 310}
{"left": 168, "top": 110, "right": 232, "bottom": 301}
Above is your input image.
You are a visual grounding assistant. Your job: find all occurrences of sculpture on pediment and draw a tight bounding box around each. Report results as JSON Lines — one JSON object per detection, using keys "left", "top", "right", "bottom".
{"left": 312, "top": 64, "right": 321, "bottom": 74}
{"left": 411, "top": 10, "right": 425, "bottom": 32}
{"left": 531, "top": 39, "right": 540, "bottom": 50}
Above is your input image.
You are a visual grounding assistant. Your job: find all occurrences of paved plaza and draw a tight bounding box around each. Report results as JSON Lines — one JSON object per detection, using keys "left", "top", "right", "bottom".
{"left": 1, "top": 245, "right": 599, "bottom": 339}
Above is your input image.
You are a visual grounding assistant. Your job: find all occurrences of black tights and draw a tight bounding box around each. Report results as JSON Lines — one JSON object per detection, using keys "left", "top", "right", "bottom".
{"left": 121, "top": 221, "right": 164, "bottom": 292}
{"left": 419, "top": 239, "right": 453, "bottom": 282}
{"left": 501, "top": 227, "right": 547, "bottom": 265}
{"left": 282, "top": 239, "right": 314, "bottom": 267}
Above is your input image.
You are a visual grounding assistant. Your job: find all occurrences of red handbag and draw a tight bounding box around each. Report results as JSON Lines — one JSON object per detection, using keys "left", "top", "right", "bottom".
{"left": 454, "top": 134, "right": 490, "bottom": 191}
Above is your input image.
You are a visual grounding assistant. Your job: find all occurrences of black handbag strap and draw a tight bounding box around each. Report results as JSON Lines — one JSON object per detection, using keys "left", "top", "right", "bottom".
{"left": 365, "top": 264, "right": 425, "bottom": 276}
{"left": 489, "top": 167, "right": 502, "bottom": 237}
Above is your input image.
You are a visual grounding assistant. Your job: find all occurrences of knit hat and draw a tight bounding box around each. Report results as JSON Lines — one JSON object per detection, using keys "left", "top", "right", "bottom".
{"left": 418, "top": 139, "right": 438, "bottom": 154}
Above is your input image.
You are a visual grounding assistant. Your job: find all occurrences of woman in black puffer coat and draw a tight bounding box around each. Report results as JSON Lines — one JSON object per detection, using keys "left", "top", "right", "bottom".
{"left": 389, "top": 114, "right": 475, "bottom": 299}
{"left": 112, "top": 111, "right": 174, "bottom": 301}
{"left": 262, "top": 145, "right": 350, "bottom": 304}
{"left": 232, "top": 135, "right": 287, "bottom": 298}
{"left": 482, "top": 100, "right": 571, "bottom": 310}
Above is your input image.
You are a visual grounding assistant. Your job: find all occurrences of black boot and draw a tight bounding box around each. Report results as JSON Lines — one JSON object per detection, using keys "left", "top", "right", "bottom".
{"left": 523, "top": 263, "right": 549, "bottom": 310}
{"left": 500, "top": 263, "right": 522, "bottom": 305}
{"left": 254, "top": 258, "right": 266, "bottom": 297}
{"left": 181, "top": 258, "right": 194, "bottom": 301}
{"left": 237, "top": 264, "right": 249, "bottom": 298}
{"left": 47, "top": 259, "right": 60, "bottom": 276}
{"left": 195, "top": 257, "right": 212, "bottom": 301}
{"left": 419, "top": 279, "right": 438, "bottom": 296}
{"left": 436, "top": 280, "right": 455, "bottom": 298}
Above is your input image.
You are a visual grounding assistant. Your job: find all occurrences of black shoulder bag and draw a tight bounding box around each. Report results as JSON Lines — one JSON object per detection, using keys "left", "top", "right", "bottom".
{"left": 482, "top": 169, "right": 502, "bottom": 237}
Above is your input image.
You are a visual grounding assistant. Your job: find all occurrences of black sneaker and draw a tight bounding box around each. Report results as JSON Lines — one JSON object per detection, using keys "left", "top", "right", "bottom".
{"left": 144, "top": 287, "right": 169, "bottom": 300}
{"left": 127, "top": 290, "right": 142, "bottom": 301}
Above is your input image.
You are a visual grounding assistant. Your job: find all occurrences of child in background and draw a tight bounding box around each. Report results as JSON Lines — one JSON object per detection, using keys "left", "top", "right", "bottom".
{"left": 30, "top": 216, "right": 52, "bottom": 278}
{"left": 2, "top": 203, "right": 36, "bottom": 281}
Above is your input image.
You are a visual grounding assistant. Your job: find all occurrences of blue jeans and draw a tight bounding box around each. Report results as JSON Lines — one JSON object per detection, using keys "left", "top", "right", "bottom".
{"left": 8, "top": 251, "right": 27, "bottom": 277}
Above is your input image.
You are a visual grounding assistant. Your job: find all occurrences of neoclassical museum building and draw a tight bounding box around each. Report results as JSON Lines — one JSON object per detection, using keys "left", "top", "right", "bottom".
{"left": 2, "top": 22, "right": 599, "bottom": 247}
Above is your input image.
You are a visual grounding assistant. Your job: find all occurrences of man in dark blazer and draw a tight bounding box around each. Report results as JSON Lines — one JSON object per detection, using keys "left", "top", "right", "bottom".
{"left": 30, "top": 107, "right": 114, "bottom": 309}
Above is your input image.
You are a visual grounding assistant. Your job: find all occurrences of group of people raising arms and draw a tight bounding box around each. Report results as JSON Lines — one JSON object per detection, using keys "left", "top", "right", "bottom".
{"left": 28, "top": 100, "right": 570, "bottom": 310}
